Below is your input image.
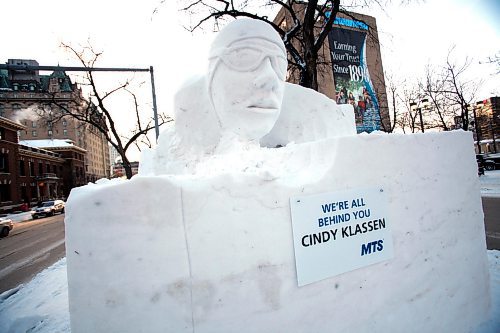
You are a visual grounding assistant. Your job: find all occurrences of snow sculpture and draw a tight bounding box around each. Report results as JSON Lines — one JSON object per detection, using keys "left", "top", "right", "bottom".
{"left": 145, "top": 19, "right": 355, "bottom": 176}
{"left": 65, "top": 18, "right": 491, "bottom": 333}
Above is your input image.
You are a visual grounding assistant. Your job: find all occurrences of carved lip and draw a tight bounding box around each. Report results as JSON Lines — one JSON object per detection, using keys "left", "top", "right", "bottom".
{"left": 247, "top": 102, "right": 280, "bottom": 113}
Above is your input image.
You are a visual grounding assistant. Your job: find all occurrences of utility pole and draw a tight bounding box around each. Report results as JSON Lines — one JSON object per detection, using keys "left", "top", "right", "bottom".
{"left": 0, "top": 63, "right": 160, "bottom": 140}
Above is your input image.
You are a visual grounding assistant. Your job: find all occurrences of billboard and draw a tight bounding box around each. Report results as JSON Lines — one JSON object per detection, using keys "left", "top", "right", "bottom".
{"left": 328, "top": 21, "right": 381, "bottom": 133}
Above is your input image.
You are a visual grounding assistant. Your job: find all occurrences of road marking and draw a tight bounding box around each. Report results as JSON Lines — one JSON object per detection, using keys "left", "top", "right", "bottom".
{"left": 0, "top": 238, "right": 65, "bottom": 280}
{"left": 486, "top": 231, "right": 500, "bottom": 239}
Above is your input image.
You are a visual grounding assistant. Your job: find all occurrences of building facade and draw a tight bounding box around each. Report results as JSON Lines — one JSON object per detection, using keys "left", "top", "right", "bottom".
{"left": 472, "top": 97, "right": 499, "bottom": 154}
{"left": 0, "top": 117, "right": 26, "bottom": 207}
{"left": 20, "top": 139, "right": 87, "bottom": 198}
{"left": 0, "top": 117, "right": 86, "bottom": 212}
{"left": 0, "top": 59, "right": 111, "bottom": 183}
{"left": 274, "top": 8, "right": 389, "bottom": 133}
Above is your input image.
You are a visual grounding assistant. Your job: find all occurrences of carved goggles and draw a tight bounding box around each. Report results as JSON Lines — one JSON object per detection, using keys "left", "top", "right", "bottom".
{"left": 210, "top": 45, "right": 287, "bottom": 78}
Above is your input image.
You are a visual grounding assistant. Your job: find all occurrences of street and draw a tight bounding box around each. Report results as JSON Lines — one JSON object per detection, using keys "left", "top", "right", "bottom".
{"left": 0, "top": 213, "right": 65, "bottom": 294}
{"left": 482, "top": 197, "right": 500, "bottom": 250}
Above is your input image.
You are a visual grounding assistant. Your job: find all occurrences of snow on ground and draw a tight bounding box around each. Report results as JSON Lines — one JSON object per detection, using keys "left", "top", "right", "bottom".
{"left": 0, "top": 258, "right": 70, "bottom": 333}
{"left": 0, "top": 252, "right": 498, "bottom": 333}
{"left": 5, "top": 211, "right": 33, "bottom": 223}
{"left": 480, "top": 170, "right": 500, "bottom": 197}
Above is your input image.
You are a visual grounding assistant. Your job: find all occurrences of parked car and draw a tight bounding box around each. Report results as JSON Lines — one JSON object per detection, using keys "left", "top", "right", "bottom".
{"left": 0, "top": 217, "right": 13, "bottom": 237}
{"left": 483, "top": 153, "right": 500, "bottom": 171}
{"left": 32, "top": 200, "right": 65, "bottom": 219}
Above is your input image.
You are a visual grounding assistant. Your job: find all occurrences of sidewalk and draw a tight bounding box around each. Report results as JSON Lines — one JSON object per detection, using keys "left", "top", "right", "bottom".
{"left": 480, "top": 170, "right": 500, "bottom": 197}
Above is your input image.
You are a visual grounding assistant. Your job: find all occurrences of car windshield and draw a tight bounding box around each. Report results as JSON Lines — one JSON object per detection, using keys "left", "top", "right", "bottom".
{"left": 42, "top": 201, "right": 54, "bottom": 207}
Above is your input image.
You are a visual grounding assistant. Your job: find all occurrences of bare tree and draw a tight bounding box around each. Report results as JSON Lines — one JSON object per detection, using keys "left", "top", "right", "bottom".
{"left": 400, "top": 84, "right": 425, "bottom": 133}
{"left": 422, "top": 48, "right": 481, "bottom": 143}
{"left": 166, "top": 0, "right": 391, "bottom": 91}
{"left": 420, "top": 64, "right": 454, "bottom": 131}
{"left": 39, "top": 43, "right": 172, "bottom": 179}
{"left": 373, "top": 71, "right": 405, "bottom": 133}
{"left": 442, "top": 51, "right": 481, "bottom": 136}
{"left": 480, "top": 51, "right": 500, "bottom": 75}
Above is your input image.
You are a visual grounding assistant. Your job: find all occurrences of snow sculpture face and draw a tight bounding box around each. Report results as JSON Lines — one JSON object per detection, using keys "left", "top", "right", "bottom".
{"left": 208, "top": 20, "right": 287, "bottom": 141}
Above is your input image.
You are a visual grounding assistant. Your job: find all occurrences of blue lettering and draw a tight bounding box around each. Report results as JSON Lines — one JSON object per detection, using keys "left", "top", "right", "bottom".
{"left": 361, "top": 243, "right": 371, "bottom": 256}
{"left": 321, "top": 203, "right": 333, "bottom": 213}
{"left": 361, "top": 239, "right": 384, "bottom": 256}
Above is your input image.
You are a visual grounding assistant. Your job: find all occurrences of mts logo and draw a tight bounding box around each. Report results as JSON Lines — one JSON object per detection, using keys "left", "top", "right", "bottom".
{"left": 361, "top": 239, "right": 384, "bottom": 256}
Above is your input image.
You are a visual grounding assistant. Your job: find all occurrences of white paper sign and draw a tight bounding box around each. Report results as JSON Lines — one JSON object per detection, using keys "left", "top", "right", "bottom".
{"left": 290, "top": 187, "right": 393, "bottom": 286}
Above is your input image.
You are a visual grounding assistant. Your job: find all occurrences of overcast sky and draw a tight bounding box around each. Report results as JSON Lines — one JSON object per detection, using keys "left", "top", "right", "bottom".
{"left": 2, "top": 0, "right": 499, "bottom": 156}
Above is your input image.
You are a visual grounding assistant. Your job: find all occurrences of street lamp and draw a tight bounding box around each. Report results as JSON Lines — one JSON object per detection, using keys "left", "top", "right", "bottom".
{"left": 409, "top": 99, "right": 430, "bottom": 133}
{"left": 466, "top": 103, "right": 483, "bottom": 154}
{"left": 477, "top": 100, "right": 498, "bottom": 154}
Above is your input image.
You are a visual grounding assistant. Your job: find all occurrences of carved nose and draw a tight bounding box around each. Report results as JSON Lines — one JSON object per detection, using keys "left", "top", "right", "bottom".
{"left": 253, "top": 58, "right": 280, "bottom": 91}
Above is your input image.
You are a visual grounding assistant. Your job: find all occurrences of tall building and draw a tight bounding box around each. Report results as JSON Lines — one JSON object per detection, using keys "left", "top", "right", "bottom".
{"left": 274, "top": 8, "right": 389, "bottom": 133}
{"left": 0, "top": 59, "right": 110, "bottom": 182}
{"left": 473, "top": 96, "right": 499, "bottom": 154}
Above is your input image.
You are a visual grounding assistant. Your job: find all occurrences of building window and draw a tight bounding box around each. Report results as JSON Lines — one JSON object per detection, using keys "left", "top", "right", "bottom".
{"left": 0, "top": 128, "right": 5, "bottom": 140}
{"left": 48, "top": 130, "right": 53, "bottom": 136}
{"left": 29, "top": 161, "right": 35, "bottom": 176}
{"left": 19, "top": 160, "right": 25, "bottom": 176}
{"left": 31, "top": 185, "right": 37, "bottom": 198}
{"left": 32, "top": 130, "right": 37, "bottom": 137}
{"left": 32, "top": 121, "right": 37, "bottom": 128}
{"left": 38, "top": 162, "right": 43, "bottom": 175}
{"left": 62, "top": 120, "right": 67, "bottom": 127}
{"left": 0, "top": 153, "right": 9, "bottom": 173}
{"left": 21, "top": 186, "right": 27, "bottom": 202}
{"left": 63, "top": 129, "right": 68, "bottom": 137}
{"left": 0, "top": 184, "right": 11, "bottom": 202}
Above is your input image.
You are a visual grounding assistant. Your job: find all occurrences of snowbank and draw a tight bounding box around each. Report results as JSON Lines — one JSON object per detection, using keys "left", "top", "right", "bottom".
{"left": 64, "top": 131, "right": 491, "bottom": 332}
{"left": 0, "top": 251, "right": 497, "bottom": 333}
{"left": 0, "top": 258, "right": 70, "bottom": 333}
{"left": 480, "top": 170, "right": 500, "bottom": 197}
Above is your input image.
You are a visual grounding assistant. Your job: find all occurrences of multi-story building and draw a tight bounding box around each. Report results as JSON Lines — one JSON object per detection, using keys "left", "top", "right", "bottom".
{"left": 112, "top": 161, "right": 140, "bottom": 178}
{"left": 0, "top": 59, "right": 110, "bottom": 183}
{"left": 473, "top": 97, "right": 499, "bottom": 154}
{"left": 0, "top": 116, "right": 88, "bottom": 212}
{"left": 0, "top": 117, "right": 27, "bottom": 208}
{"left": 274, "top": 8, "right": 388, "bottom": 133}
{"left": 20, "top": 139, "right": 87, "bottom": 198}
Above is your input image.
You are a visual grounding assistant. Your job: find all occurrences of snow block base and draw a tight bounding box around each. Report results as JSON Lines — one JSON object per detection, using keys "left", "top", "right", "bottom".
{"left": 65, "top": 131, "right": 490, "bottom": 332}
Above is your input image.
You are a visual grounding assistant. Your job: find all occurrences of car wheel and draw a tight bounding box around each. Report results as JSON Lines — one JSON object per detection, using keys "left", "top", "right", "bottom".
{"left": 49, "top": 210, "right": 55, "bottom": 216}
{"left": 485, "top": 164, "right": 495, "bottom": 171}
{"left": 1, "top": 227, "right": 9, "bottom": 237}
{"left": 61, "top": 207, "right": 65, "bottom": 214}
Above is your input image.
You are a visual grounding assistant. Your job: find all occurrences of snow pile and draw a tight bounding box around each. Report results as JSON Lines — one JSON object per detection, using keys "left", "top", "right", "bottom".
{"left": 0, "top": 251, "right": 497, "bottom": 333}
{"left": 62, "top": 19, "right": 490, "bottom": 333}
{"left": 0, "top": 258, "right": 70, "bottom": 333}
{"left": 65, "top": 130, "right": 491, "bottom": 332}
